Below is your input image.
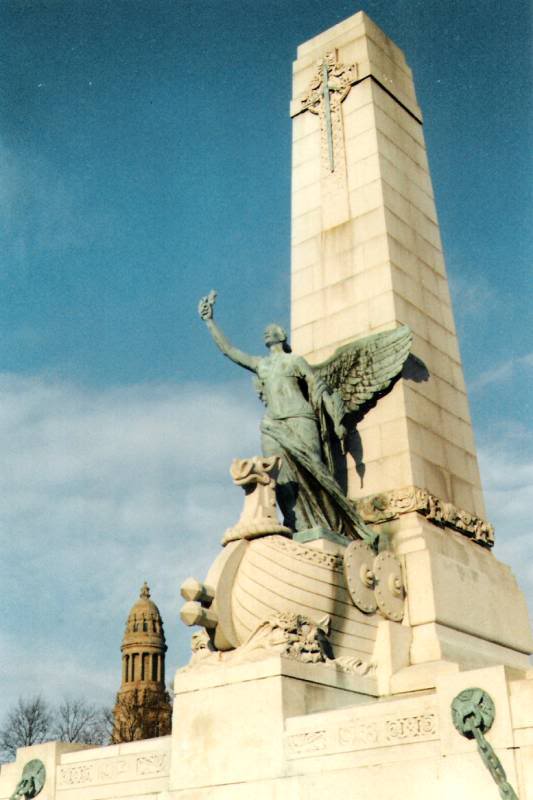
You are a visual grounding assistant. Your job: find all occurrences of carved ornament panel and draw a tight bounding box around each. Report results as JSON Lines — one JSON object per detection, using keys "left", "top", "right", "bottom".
{"left": 56, "top": 751, "right": 169, "bottom": 790}
{"left": 286, "top": 709, "right": 438, "bottom": 759}
{"left": 355, "top": 485, "right": 494, "bottom": 547}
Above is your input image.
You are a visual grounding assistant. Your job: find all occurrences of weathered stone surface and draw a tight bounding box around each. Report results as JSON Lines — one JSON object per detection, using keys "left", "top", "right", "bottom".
{"left": 2, "top": 666, "right": 533, "bottom": 798}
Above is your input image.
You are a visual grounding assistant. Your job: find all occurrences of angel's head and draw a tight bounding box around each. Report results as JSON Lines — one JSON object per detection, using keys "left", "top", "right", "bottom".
{"left": 264, "top": 323, "right": 292, "bottom": 353}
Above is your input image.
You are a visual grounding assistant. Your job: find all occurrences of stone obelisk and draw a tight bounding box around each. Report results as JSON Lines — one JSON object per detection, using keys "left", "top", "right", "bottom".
{"left": 290, "top": 12, "right": 531, "bottom": 672}
{"left": 291, "top": 12, "right": 484, "bottom": 525}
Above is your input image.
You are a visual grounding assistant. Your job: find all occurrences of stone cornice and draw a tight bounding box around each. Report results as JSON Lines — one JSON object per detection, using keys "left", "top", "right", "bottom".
{"left": 355, "top": 486, "right": 494, "bottom": 548}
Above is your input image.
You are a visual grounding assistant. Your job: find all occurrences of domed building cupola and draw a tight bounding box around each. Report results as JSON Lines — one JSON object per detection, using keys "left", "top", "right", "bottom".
{"left": 112, "top": 582, "right": 172, "bottom": 742}
{"left": 121, "top": 582, "right": 167, "bottom": 686}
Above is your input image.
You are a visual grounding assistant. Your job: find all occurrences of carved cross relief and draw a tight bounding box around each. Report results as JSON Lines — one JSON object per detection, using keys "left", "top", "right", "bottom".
{"left": 292, "top": 50, "right": 359, "bottom": 227}
{"left": 297, "top": 51, "right": 358, "bottom": 174}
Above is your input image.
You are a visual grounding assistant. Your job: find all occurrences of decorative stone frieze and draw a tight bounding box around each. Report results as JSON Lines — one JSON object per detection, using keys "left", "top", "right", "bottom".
{"left": 385, "top": 713, "right": 437, "bottom": 742}
{"left": 286, "top": 709, "right": 439, "bottom": 759}
{"left": 56, "top": 751, "right": 168, "bottom": 790}
{"left": 355, "top": 486, "right": 494, "bottom": 547}
{"left": 285, "top": 730, "right": 327, "bottom": 757}
{"left": 273, "top": 536, "right": 344, "bottom": 571}
{"left": 136, "top": 753, "right": 168, "bottom": 776}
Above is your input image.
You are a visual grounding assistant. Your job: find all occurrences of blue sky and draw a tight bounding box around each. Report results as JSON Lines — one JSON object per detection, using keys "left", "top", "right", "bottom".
{"left": 1, "top": 0, "right": 531, "bottom": 726}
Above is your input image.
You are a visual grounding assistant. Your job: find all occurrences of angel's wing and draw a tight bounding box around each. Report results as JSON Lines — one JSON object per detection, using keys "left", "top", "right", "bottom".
{"left": 313, "top": 325, "right": 412, "bottom": 415}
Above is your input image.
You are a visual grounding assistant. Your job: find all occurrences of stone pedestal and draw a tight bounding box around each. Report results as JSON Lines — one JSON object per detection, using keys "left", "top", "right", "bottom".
{"left": 282, "top": 663, "right": 531, "bottom": 800}
{"left": 2, "top": 661, "right": 532, "bottom": 800}
{"left": 388, "top": 514, "right": 533, "bottom": 684}
{"left": 287, "top": 3, "right": 532, "bottom": 700}
{"left": 169, "top": 655, "right": 375, "bottom": 792}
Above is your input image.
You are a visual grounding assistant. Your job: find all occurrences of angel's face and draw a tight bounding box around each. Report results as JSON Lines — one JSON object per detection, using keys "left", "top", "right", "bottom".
{"left": 264, "top": 324, "right": 287, "bottom": 348}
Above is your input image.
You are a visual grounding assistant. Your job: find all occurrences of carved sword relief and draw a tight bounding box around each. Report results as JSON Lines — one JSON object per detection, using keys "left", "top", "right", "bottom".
{"left": 292, "top": 50, "right": 359, "bottom": 227}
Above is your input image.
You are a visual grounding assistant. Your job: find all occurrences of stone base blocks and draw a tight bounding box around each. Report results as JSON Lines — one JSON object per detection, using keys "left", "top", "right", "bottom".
{"left": 290, "top": 11, "right": 486, "bottom": 524}
{"left": 391, "top": 514, "right": 532, "bottom": 685}
{"left": 3, "top": 661, "right": 532, "bottom": 800}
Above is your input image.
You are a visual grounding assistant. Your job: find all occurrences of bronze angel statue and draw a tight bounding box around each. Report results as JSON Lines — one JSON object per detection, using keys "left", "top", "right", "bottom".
{"left": 199, "top": 291, "right": 412, "bottom": 549}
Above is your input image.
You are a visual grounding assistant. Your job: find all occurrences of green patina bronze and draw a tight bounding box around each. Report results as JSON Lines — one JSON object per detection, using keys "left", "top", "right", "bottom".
{"left": 10, "top": 760, "right": 46, "bottom": 800}
{"left": 451, "top": 688, "right": 518, "bottom": 800}
{"left": 321, "top": 59, "right": 335, "bottom": 172}
{"left": 198, "top": 291, "right": 412, "bottom": 549}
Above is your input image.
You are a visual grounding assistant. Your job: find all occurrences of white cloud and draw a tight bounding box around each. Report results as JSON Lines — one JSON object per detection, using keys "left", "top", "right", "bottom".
{"left": 1, "top": 373, "right": 531, "bottom": 731}
{"left": 0, "top": 630, "right": 116, "bottom": 712}
{"left": 478, "top": 427, "right": 533, "bottom": 626}
{"left": 0, "top": 373, "right": 262, "bottom": 722}
{"left": 0, "top": 139, "right": 114, "bottom": 273}
{"left": 471, "top": 352, "right": 533, "bottom": 392}
{"left": 448, "top": 272, "right": 495, "bottom": 317}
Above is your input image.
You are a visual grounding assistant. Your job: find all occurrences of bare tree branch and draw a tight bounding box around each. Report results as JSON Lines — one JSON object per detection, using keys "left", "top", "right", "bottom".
{"left": 51, "top": 698, "right": 107, "bottom": 745}
{"left": 0, "top": 690, "right": 171, "bottom": 760}
{"left": 0, "top": 696, "right": 52, "bottom": 760}
{"left": 111, "top": 689, "right": 171, "bottom": 743}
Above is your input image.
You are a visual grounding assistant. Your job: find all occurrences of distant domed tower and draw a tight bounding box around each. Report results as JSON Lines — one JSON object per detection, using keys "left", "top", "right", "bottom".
{"left": 112, "top": 582, "right": 172, "bottom": 742}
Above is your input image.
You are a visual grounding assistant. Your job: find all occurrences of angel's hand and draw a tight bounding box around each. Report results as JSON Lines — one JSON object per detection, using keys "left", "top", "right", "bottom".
{"left": 198, "top": 290, "right": 217, "bottom": 321}
{"left": 335, "top": 422, "right": 347, "bottom": 453}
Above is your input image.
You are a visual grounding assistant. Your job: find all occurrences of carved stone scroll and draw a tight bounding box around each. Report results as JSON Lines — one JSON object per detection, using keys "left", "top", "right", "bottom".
{"left": 272, "top": 535, "right": 344, "bottom": 571}
{"left": 222, "top": 456, "right": 291, "bottom": 545}
{"left": 355, "top": 485, "right": 495, "bottom": 548}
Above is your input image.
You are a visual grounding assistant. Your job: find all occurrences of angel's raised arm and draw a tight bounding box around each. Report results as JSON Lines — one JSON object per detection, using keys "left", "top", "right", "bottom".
{"left": 198, "top": 291, "right": 260, "bottom": 373}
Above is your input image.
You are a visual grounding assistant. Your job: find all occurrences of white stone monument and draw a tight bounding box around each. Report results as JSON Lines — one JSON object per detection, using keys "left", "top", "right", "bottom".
{"left": 1, "top": 12, "right": 531, "bottom": 800}
{"left": 289, "top": 11, "right": 530, "bottom": 681}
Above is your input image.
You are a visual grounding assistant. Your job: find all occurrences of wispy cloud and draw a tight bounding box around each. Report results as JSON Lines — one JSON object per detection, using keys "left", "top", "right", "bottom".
{"left": 448, "top": 272, "right": 495, "bottom": 317}
{"left": 1, "top": 373, "right": 531, "bottom": 729}
{"left": 478, "top": 425, "right": 533, "bottom": 626}
{"left": 0, "top": 373, "right": 262, "bottom": 720}
{"left": 0, "top": 138, "right": 114, "bottom": 275}
{"left": 470, "top": 352, "right": 533, "bottom": 391}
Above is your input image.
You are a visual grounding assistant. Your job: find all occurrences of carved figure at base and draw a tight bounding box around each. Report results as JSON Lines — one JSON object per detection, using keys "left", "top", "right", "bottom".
{"left": 180, "top": 611, "right": 375, "bottom": 675}
{"left": 198, "top": 290, "right": 412, "bottom": 547}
